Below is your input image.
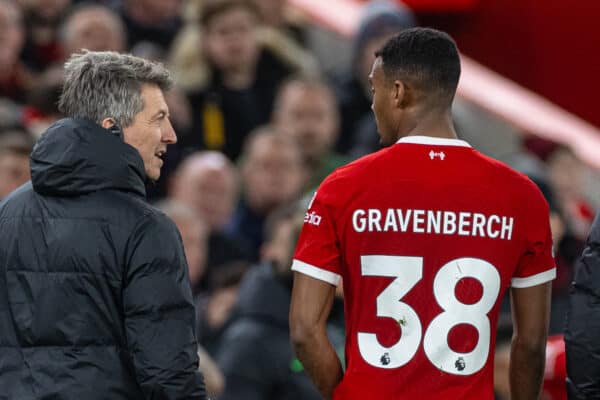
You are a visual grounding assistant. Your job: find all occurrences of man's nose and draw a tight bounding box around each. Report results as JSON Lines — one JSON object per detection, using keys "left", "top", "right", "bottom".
{"left": 163, "top": 118, "right": 177, "bottom": 144}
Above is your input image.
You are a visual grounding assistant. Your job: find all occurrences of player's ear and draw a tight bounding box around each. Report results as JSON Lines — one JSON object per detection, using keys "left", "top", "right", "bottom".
{"left": 393, "top": 80, "right": 406, "bottom": 109}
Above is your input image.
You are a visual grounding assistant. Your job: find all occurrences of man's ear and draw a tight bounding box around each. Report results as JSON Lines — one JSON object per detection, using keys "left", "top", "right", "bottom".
{"left": 100, "top": 118, "right": 116, "bottom": 130}
{"left": 393, "top": 80, "right": 407, "bottom": 109}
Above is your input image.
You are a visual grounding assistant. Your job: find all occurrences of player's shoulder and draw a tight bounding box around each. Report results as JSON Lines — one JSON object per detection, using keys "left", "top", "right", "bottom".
{"left": 322, "top": 147, "right": 391, "bottom": 187}
{"left": 474, "top": 150, "right": 545, "bottom": 200}
{"left": 312, "top": 150, "right": 389, "bottom": 207}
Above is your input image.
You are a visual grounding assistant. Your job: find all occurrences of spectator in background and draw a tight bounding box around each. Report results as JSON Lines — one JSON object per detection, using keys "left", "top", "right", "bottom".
{"left": 251, "top": 0, "right": 303, "bottom": 41}
{"left": 20, "top": 0, "right": 70, "bottom": 71}
{"left": 60, "top": 4, "right": 126, "bottom": 57}
{"left": 0, "top": 131, "right": 34, "bottom": 200}
{"left": 547, "top": 146, "right": 595, "bottom": 240}
{"left": 250, "top": 0, "right": 318, "bottom": 76}
{"left": 529, "top": 177, "right": 585, "bottom": 334}
{"left": 227, "top": 127, "right": 306, "bottom": 261}
{"left": 181, "top": 0, "right": 296, "bottom": 160}
{"left": 335, "top": 0, "right": 415, "bottom": 155}
{"left": 198, "top": 259, "right": 249, "bottom": 355}
{"left": 0, "top": 0, "right": 31, "bottom": 104}
{"left": 120, "top": 0, "right": 183, "bottom": 52}
{"left": 0, "top": 51, "right": 207, "bottom": 399}
{"left": 23, "top": 64, "right": 64, "bottom": 137}
{"left": 216, "top": 203, "right": 345, "bottom": 400}
{"left": 272, "top": 77, "right": 349, "bottom": 190}
{"left": 170, "top": 151, "right": 250, "bottom": 280}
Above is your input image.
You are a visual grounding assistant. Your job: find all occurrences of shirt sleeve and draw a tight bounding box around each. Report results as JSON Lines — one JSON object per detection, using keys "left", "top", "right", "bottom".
{"left": 292, "top": 181, "right": 343, "bottom": 286}
{"left": 512, "top": 184, "right": 556, "bottom": 288}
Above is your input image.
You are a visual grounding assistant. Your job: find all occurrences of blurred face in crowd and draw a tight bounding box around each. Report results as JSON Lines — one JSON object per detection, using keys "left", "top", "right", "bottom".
{"left": 203, "top": 5, "right": 260, "bottom": 73}
{"left": 242, "top": 133, "right": 306, "bottom": 214}
{"left": 171, "top": 154, "right": 238, "bottom": 230}
{"left": 170, "top": 213, "right": 208, "bottom": 286}
{"left": 0, "top": 151, "right": 30, "bottom": 199}
{"left": 0, "top": 1, "right": 24, "bottom": 69}
{"left": 62, "top": 7, "right": 126, "bottom": 56}
{"left": 274, "top": 82, "right": 339, "bottom": 164}
{"left": 120, "top": 84, "right": 177, "bottom": 182}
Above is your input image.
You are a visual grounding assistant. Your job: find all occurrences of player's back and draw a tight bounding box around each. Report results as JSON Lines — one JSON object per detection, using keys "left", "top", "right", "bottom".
{"left": 293, "top": 136, "right": 555, "bottom": 399}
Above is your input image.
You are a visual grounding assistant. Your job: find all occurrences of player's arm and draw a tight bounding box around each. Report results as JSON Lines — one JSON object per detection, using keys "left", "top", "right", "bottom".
{"left": 289, "top": 272, "right": 342, "bottom": 399}
{"left": 509, "top": 282, "right": 552, "bottom": 400}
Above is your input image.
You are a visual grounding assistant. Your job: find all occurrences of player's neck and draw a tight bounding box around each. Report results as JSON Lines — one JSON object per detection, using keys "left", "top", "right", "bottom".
{"left": 402, "top": 110, "right": 457, "bottom": 140}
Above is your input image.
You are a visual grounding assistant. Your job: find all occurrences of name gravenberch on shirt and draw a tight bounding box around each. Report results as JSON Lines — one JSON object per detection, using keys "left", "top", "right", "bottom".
{"left": 351, "top": 208, "right": 514, "bottom": 240}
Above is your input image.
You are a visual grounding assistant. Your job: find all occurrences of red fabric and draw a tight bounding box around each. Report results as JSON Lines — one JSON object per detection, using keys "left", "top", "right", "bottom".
{"left": 294, "top": 137, "right": 555, "bottom": 399}
{"left": 541, "top": 335, "right": 567, "bottom": 400}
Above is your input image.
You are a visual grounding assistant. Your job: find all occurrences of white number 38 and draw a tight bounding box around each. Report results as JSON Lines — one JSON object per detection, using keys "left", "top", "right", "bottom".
{"left": 358, "top": 255, "right": 501, "bottom": 375}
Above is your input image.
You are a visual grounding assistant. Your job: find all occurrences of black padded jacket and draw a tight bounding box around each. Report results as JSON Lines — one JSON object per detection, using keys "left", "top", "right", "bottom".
{"left": 0, "top": 118, "right": 207, "bottom": 399}
{"left": 565, "top": 212, "right": 600, "bottom": 399}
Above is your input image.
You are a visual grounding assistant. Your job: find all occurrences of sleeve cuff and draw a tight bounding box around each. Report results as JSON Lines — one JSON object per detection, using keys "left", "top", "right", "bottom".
{"left": 511, "top": 267, "right": 556, "bottom": 288}
{"left": 291, "top": 259, "right": 341, "bottom": 286}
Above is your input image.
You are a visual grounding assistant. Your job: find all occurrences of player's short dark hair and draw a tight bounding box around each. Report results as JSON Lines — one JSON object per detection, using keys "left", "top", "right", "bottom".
{"left": 375, "top": 27, "right": 461, "bottom": 108}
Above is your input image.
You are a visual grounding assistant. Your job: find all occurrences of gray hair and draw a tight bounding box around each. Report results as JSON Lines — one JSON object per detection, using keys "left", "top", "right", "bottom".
{"left": 58, "top": 50, "right": 174, "bottom": 128}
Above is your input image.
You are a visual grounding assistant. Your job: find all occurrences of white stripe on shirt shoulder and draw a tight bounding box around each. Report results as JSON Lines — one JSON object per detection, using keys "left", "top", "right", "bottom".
{"left": 291, "top": 259, "right": 341, "bottom": 286}
{"left": 511, "top": 268, "right": 556, "bottom": 288}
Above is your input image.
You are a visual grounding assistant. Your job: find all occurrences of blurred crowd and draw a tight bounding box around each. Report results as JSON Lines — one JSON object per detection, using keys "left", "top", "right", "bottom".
{"left": 0, "top": 0, "right": 597, "bottom": 398}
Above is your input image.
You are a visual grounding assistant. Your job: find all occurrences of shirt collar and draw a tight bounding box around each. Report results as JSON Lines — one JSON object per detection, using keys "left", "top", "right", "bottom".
{"left": 396, "top": 135, "right": 472, "bottom": 148}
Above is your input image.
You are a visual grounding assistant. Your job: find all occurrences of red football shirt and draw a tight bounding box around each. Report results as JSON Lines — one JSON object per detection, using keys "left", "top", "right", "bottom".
{"left": 293, "top": 136, "right": 556, "bottom": 400}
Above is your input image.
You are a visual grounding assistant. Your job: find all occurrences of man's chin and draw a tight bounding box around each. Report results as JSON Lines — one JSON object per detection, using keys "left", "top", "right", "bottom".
{"left": 145, "top": 169, "right": 160, "bottom": 184}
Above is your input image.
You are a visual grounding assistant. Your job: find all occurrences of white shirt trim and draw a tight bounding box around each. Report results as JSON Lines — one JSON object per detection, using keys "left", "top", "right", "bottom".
{"left": 396, "top": 135, "right": 472, "bottom": 148}
{"left": 511, "top": 268, "right": 556, "bottom": 288}
{"left": 291, "top": 259, "right": 341, "bottom": 286}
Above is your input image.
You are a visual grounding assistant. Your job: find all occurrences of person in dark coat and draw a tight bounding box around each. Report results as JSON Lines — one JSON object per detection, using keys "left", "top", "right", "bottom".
{"left": 565, "top": 213, "right": 600, "bottom": 399}
{"left": 0, "top": 51, "right": 207, "bottom": 400}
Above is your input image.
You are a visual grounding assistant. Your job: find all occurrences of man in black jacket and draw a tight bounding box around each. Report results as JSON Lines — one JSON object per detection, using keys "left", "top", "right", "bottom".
{"left": 565, "top": 213, "right": 600, "bottom": 399}
{"left": 0, "top": 51, "right": 207, "bottom": 399}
